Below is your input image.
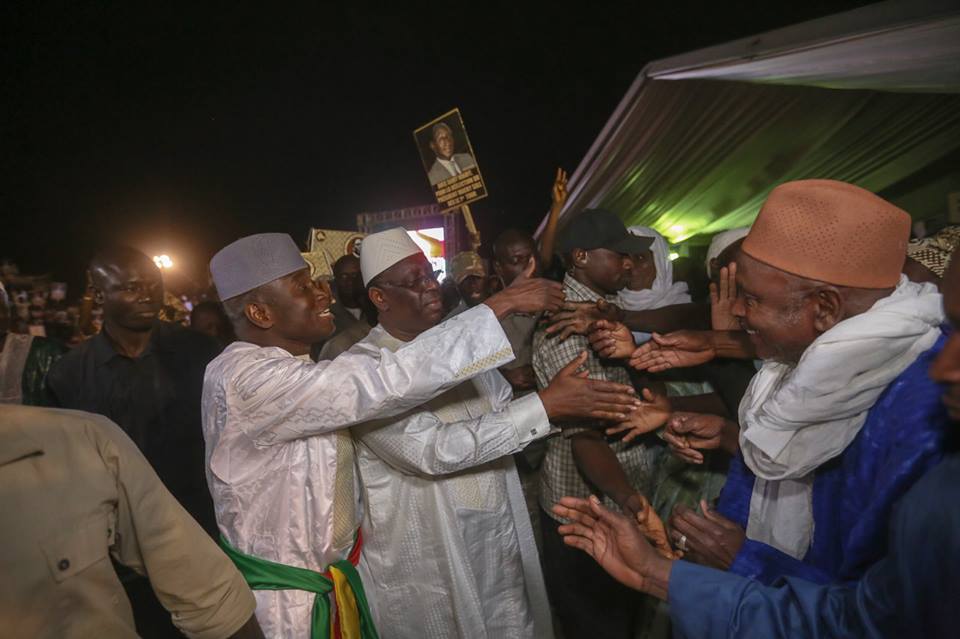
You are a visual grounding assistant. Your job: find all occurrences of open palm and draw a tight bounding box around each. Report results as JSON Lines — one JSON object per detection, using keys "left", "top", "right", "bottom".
{"left": 629, "top": 331, "right": 717, "bottom": 372}
{"left": 553, "top": 497, "right": 652, "bottom": 591}
{"left": 710, "top": 263, "right": 740, "bottom": 331}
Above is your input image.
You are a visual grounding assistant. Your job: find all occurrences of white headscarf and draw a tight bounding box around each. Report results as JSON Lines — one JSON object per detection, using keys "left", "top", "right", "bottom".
{"left": 617, "top": 226, "right": 691, "bottom": 311}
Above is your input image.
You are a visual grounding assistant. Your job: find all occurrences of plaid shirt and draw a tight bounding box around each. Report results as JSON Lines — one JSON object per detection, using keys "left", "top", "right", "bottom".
{"left": 533, "top": 274, "right": 652, "bottom": 522}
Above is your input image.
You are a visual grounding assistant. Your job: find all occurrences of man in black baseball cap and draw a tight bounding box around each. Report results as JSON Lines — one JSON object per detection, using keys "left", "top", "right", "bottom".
{"left": 557, "top": 208, "right": 653, "bottom": 294}
{"left": 532, "top": 208, "right": 655, "bottom": 638}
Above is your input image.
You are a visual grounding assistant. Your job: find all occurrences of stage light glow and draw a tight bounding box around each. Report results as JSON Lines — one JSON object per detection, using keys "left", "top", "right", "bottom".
{"left": 153, "top": 254, "right": 173, "bottom": 269}
{"left": 407, "top": 228, "right": 446, "bottom": 279}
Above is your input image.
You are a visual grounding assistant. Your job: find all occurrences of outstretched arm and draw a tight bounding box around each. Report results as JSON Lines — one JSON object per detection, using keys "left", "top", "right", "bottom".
{"left": 552, "top": 496, "right": 878, "bottom": 639}
{"left": 621, "top": 303, "right": 711, "bottom": 333}
{"left": 546, "top": 302, "right": 710, "bottom": 342}
{"left": 354, "top": 392, "right": 551, "bottom": 476}
{"left": 355, "top": 351, "right": 641, "bottom": 476}
{"left": 629, "top": 330, "right": 756, "bottom": 373}
{"left": 570, "top": 432, "right": 646, "bottom": 517}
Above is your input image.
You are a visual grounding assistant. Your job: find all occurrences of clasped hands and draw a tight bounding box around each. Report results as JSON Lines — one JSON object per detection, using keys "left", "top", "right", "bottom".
{"left": 587, "top": 320, "right": 719, "bottom": 372}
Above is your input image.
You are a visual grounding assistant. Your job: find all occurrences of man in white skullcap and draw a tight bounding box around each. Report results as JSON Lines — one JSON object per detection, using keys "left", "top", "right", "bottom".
{"left": 350, "top": 228, "right": 643, "bottom": 639}
{"left": 705, "top": 226, "right": 750, "bottom": 278}
{"left": 202, "top": 231, "right": 570, "bottom": 639}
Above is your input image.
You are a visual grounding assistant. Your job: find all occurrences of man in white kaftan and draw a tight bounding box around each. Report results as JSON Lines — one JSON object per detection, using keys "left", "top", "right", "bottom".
{"left": 349, "top": 229, "right": 647, "bottom": 639}
{"left": 202, "top": 232, "right": 569, "bottom": 638}
{"left": 203, "top": 306, "right": 516, "bottom": 637}
{"left": 351, "top": 326, "right": 553, "bottom": 639}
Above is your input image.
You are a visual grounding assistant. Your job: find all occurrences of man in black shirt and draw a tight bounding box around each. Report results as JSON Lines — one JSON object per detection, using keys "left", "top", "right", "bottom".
{"left": 47, "top": 246, "right": 221, "bottom": 638}
{"left": 48, "top": 246, "right": 220, "bottom": 532}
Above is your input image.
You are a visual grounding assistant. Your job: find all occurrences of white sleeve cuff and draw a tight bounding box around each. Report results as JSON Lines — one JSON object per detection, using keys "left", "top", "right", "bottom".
{"left": 507, "top": 392, "right": 552, "bottom": 447}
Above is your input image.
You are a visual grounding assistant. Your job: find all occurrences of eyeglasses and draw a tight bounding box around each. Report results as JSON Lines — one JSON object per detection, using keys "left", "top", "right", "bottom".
{"left": 378, "top": 271, "right": 439, "bottom": 291}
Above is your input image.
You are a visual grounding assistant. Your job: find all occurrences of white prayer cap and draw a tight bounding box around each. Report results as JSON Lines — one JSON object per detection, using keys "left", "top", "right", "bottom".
{"left": 705, "top": 227, "right": 750, "bottom": 277}
{"left": 360, "top": 227, "right": 424, "bottom": 286}
{"left": 210, "top": 233, "right": 308, "bottom": 300}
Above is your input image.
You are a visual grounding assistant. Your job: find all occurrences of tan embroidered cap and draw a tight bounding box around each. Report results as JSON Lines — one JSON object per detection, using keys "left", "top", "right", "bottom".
{"left": 742, "top": 180, "right": 911, "bottom": 288}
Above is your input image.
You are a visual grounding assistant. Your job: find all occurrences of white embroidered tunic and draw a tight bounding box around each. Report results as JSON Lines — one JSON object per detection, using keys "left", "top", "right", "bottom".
{"left": 201, "top": 306, "right": 514, "bottom": 638}
{"left": 351, "top": 324, "right": 555, "bottom": 639}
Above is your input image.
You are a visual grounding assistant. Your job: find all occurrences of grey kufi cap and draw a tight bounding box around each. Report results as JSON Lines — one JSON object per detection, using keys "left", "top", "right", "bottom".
{"left": 210, "top": 233, "right": 308, "bottom": 300}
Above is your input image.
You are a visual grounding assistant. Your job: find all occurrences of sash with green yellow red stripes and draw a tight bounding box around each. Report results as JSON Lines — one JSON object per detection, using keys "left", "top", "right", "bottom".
{"left": 220, "top": 531, "right": 379, "bottom": 639}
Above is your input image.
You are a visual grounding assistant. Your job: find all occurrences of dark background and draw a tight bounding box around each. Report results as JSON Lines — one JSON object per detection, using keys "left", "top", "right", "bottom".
{"left": 2, "top": 1, "right": 870, "bottom": 291}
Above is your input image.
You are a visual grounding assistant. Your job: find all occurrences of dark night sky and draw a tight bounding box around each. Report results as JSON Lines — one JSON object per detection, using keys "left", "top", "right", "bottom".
{"left": 2, "top": 1, "right": 870, "bottom": 291}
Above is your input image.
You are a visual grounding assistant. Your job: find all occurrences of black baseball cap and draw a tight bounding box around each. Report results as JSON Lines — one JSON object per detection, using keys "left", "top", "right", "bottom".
{"left": 558, "top": 209, "right": 654, "bottom": 255}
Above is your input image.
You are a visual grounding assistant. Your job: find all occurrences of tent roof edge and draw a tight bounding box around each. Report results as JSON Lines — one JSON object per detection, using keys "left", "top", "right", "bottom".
{"left": 646, "top": 0, "right": 960, "bottom": 79}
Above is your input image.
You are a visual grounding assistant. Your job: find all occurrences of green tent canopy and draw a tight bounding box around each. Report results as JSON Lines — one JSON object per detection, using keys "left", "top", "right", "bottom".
{"left": 540, "top": 0, "right": 960, "bottom": 246}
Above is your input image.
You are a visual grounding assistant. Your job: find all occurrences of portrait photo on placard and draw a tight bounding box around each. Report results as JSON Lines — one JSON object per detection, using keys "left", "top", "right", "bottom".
{"left": 414, "top": 108, "right": 488, "bottom": 210}
{"left": 414, "top": 109, "right": 479, "bottom": 186}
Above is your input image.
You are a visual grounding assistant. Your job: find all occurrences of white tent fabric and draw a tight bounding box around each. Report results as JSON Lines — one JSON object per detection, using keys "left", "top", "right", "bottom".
{"left": 657, "top": 16, "right": 960, "bottom": 94}
{"left": 540, "top": 0, "right": 960, "bottom": 243}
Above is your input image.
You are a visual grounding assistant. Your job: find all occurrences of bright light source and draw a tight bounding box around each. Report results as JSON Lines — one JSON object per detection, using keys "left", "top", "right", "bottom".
{"left": 669, "top": 225, "right": 684, "bottom": 233}
{"left": 153, "top": 255, "right": 173, "bottom": 269}
{"left": 668, "top": 252, "right": 680, "bottom": 261}
{"left": 407, "top": 228, "right": 445, "bottom": 279}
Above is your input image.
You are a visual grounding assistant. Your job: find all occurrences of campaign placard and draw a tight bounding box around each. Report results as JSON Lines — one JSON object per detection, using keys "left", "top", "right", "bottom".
{"left": 414, "top": 108, "right": 488, "bottom": 211}
{"left": 303, "top": 228, "right": 366, "bottom": 280}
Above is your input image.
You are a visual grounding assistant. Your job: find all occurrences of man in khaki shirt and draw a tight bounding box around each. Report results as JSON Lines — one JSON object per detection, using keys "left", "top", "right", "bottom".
{"left": 0, "top": 404, "right": 263, "bottom": 639}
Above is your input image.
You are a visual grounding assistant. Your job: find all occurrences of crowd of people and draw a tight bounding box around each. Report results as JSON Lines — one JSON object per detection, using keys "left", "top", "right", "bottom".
{"left": 1, "top": 173, "right": 959, "bottom": 639}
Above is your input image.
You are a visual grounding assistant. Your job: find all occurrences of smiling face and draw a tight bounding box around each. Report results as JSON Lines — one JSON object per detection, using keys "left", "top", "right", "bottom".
{"left": 368, "top": 253, "right": 443, "bottom": 339}
{"left": 731, "top": 252, "right": 821, "bottom": 364}
{"left": 93, "top": 254, "right": 164, "bottom": 332}
{"left": 260, "top": 267, "right": 335, "bottom": 344}
{"left": 430, "top": 124, "right": 455, "bottom": 160}
{"left": 928, "top": 255, "right": 960, "bottom": 421}
{"left": 626, "top": 249, "right": 656, "bottom": 291}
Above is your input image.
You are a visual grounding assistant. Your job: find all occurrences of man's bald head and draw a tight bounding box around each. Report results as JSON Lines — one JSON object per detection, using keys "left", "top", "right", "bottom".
{"left": 88, "top": 246, "right": 164, "bottom": 332}
{"left": 89, "top": 246, "right": 159, "bottom": 290}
